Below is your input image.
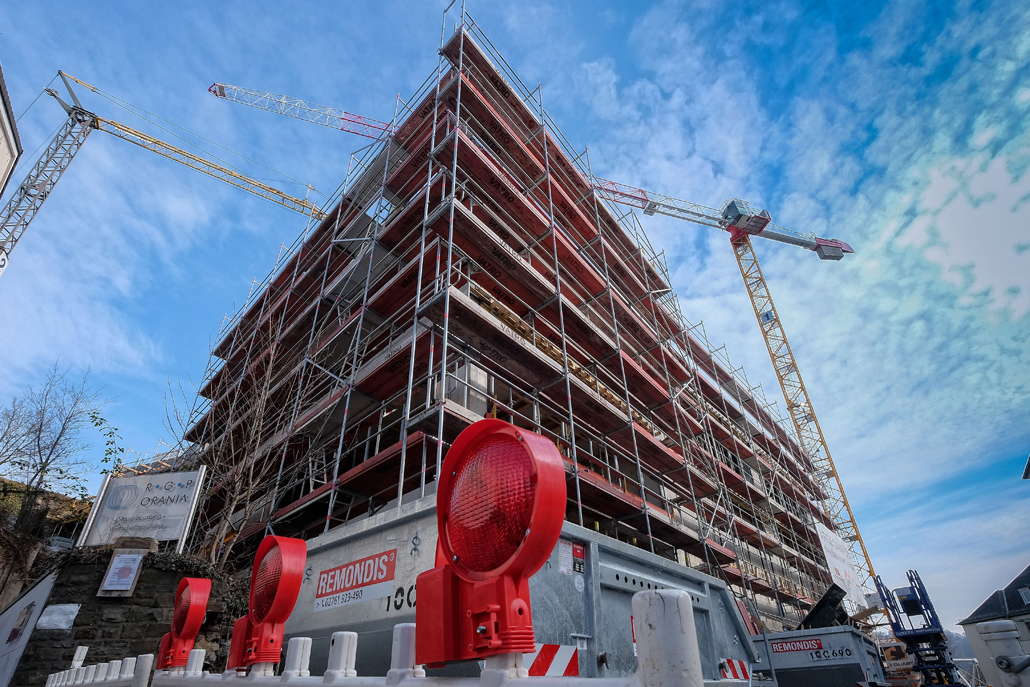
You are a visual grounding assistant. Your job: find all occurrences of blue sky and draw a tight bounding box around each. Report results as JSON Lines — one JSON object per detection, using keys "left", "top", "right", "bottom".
{"left": 0, "top": 1, "right": 1027, "bottom": 628}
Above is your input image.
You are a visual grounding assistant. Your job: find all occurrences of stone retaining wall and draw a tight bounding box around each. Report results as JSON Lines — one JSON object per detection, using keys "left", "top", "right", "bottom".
{"left": 11, "top": 550, "right": 244, "bottom": 687}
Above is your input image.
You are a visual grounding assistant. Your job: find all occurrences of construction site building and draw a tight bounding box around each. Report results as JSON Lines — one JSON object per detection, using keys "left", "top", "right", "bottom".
{"left": 185, "top": 20, "right": 838, "bottom": 632}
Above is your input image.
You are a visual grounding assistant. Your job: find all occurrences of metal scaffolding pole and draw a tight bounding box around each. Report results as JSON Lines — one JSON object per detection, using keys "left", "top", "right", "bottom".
{"left": 398, "top": 1, "right": 465, "bottom": 508}
{"left": 431, "top": 1, "right": 469, "bottom": 482}
{"left": 532, "top": 86, "right": 588, "bottom": 529}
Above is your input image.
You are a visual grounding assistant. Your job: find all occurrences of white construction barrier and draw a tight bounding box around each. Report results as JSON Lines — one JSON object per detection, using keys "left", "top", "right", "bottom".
{"left": 977, "top": 620, "right": 1030, "bottom": 687}
{"left": 47, "top": 655, "right": 149, "bottom": 687}
{"left": 44, "top": 590, "right": 699, "bottom": 687}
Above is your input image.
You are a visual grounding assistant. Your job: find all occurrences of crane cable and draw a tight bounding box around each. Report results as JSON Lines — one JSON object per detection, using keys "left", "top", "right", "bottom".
{"left": 61, "top": 73, "right": 327, "bottom": 199}
{"left": 15, "top": 75, "right": 59, "bottom": 122}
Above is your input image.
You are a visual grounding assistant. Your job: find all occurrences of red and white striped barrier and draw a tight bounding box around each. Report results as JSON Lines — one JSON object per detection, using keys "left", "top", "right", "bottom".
{"left": 720, "top": 658, "right": 751, "bottom": 681}
{"left": 523, "top": 644, "right": 579, "bottom": 677}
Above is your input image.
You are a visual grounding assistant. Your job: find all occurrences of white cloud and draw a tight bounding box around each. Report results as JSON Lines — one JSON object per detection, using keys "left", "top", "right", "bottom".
{"left": 896, "top": 151, "right": 1030, "bottom": 316}
{"left": 863, "top": 471, "right": 1030, "bottom": 628}
{"left": 560, "top": 0, "right": 1030, "bottom": 625}
{"left": 0, "top": 0, "right": 1024, "bottom": 621}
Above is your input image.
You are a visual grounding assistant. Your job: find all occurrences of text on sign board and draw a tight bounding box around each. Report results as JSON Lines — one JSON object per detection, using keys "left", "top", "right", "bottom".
{"left": 317, "top": 549, "right": 397, "bottom": 598}
{"left": 771, "top": 639, "right": 823, "bottom": 653}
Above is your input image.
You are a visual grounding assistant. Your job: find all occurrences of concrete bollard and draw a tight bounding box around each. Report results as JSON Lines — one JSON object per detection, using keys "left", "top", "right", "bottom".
{"left": 386, "top": 624, "right": 420, "bottom": 685}
{"left": 634, "top": 589, "right": 705, "bottom": 687}
{"left": 284, "top": 637, "right": 313, "bottom": 679}
{"left": 98, "top": 663, "right": 110, "bottom": 682}
{"left": 131, "top": 655, "right": 153, "bottom": 687}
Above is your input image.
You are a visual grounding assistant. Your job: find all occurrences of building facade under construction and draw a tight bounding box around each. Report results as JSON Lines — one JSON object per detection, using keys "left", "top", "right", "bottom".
{"left": 185, "top": 21, "right": 839, "bottom": 632}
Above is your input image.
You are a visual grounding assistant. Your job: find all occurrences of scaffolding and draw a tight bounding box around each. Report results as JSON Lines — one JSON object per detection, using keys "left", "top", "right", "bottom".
{"left": 185, "top": 8, "right": 839, "bottom": 631}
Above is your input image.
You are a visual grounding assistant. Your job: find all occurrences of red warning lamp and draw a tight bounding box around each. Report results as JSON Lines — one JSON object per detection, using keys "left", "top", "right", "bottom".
{"left": 416, "top": 418, "right": 566, "bottom": 666}
{"left": 227, "top": 535, "right": 307, "bottom": 670}
{"left": 156, "top": 577, "right": 212, "bottom": 669}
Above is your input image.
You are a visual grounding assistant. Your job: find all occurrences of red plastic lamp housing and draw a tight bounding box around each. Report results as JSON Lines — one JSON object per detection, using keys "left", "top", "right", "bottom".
{"left": 416, "top": 419, "right": 566, "bottom": 666}
{"left": 226, "top": 535, "right": 307, "bottom": 669}
{"left": 156, "top": 577, "right": 212, "bottom": 669}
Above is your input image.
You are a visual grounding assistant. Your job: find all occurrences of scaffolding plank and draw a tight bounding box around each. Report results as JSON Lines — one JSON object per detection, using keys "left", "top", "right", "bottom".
{"left": 641, "top": 507, "right": 703, "bottom": 550}
{"left": 611, "top": 422, "right": 682, "bottom": 475}
{"left": 596, "top": 235, "right": 647, "bottom": 300}
{"left": 450, "top": 72, "right": 546, "bottom": 182}
{"left": 385, "top": 118, "right": 452, "bottom": 200}
{"left": 610, "top": 290, "right": 659, "bottom": 349}
{"left": 613, "top": 350, "right": 669, "bottom": 407}
{"left": 706, "top": 414, "right": 731, "bottom": 441}
{"left": 548, "top": 369, "right": 630, "bottom": 438}
{"left": 452, "top": 200, "right": 554, "bottom": 305}
{"left": 573, "top": 464, "right": 643, "bottom": 519}
{"left": 532, "top": 299, "right": 618, "bottom": 369}
{"left": 377, "top": 173, "right": 447, "bottom": 251}
{"left": 424, "top": 285, "right": 561, "bottom": 389}
{"left": 393, "top": 71, "right": 457, "bottom": 146}
{"left": 409, "top": 402, "right": 485, "bottom": 445}
{"left": 353, "top": 321, "right": 433, "bottom": 402}
{"left": 366, "top": 238, "right": 438, "bottom": 316}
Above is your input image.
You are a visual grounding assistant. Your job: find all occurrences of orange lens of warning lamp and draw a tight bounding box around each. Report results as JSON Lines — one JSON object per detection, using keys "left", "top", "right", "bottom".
{"left": 416, "top": 418, "right": 566, "bottom": 666}
{"left": 157, "top": 577, "right": 211, "bottom": 669}
{"left": 446, "top": 433, "right": 535, "bottom": 573}
{"left": 172, "top": 585, "right": 192, "bottom": 635}
{"left": 252, "top": 543, "right": 283, "bottom": 621}
{"left": 226, "top": 535, "right": 306, "bottom": 669}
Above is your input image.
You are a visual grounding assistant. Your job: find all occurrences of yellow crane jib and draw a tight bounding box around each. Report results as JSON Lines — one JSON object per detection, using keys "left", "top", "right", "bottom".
{"left": 0, "top": 72, "right": 328, "bottom": 278}
{"left": 92, "top": 117, "right": 327, "bottom": 221}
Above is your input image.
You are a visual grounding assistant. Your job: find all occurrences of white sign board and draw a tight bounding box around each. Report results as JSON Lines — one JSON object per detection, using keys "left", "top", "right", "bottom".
{"left": 0, "top": 574, "right": 57, "bottom": 687}
{"left": 35, "top": 604, "right": 79, "bottom": 630}
{"left": 79, "top": 470, "right": 204, "bottom": 546}
{"left": 101, "top": 552, "right": 145, "bottom": 592}
{"left": 815, "top": 522, "right": 867, "bottom": 608}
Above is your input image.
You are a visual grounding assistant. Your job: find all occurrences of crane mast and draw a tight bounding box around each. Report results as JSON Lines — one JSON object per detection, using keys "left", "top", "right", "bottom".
{"left": 596, "top": 176, "right": 876, "bottom": 610}
{"left": 0, "top": 104, "right": 93, "bottom": 277}
{"left": 0, "top": 73, "right": 325, "bottom": 278}
{"left": 731, "top": 234, "right": 876, "bottom": 595}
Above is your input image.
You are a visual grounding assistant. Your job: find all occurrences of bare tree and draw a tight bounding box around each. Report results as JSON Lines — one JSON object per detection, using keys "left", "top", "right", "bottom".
{"left": 0, "top": 364, "right": 120, "bottom": 608}
{"left": 0, "top": 398, "right": 33, "bottom": 473}
{"left": 166, "top": 331, "right": 308, "bottom": 570}
{"left": 0, "top": 364, "right": 119, "bottom": 499}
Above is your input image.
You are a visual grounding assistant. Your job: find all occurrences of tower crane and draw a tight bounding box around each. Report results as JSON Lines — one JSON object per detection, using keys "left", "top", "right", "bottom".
{"left": 0, "top": 73, "right": 325, "bottom": 279}
{"left": 590, "top": 179, "right": 877, "bottom": 608}
{"left": 209, "top": 83, "right": 396, "bottom": 139}
{"left": 208, "top": 82, "right": 878, "bottom": 615}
